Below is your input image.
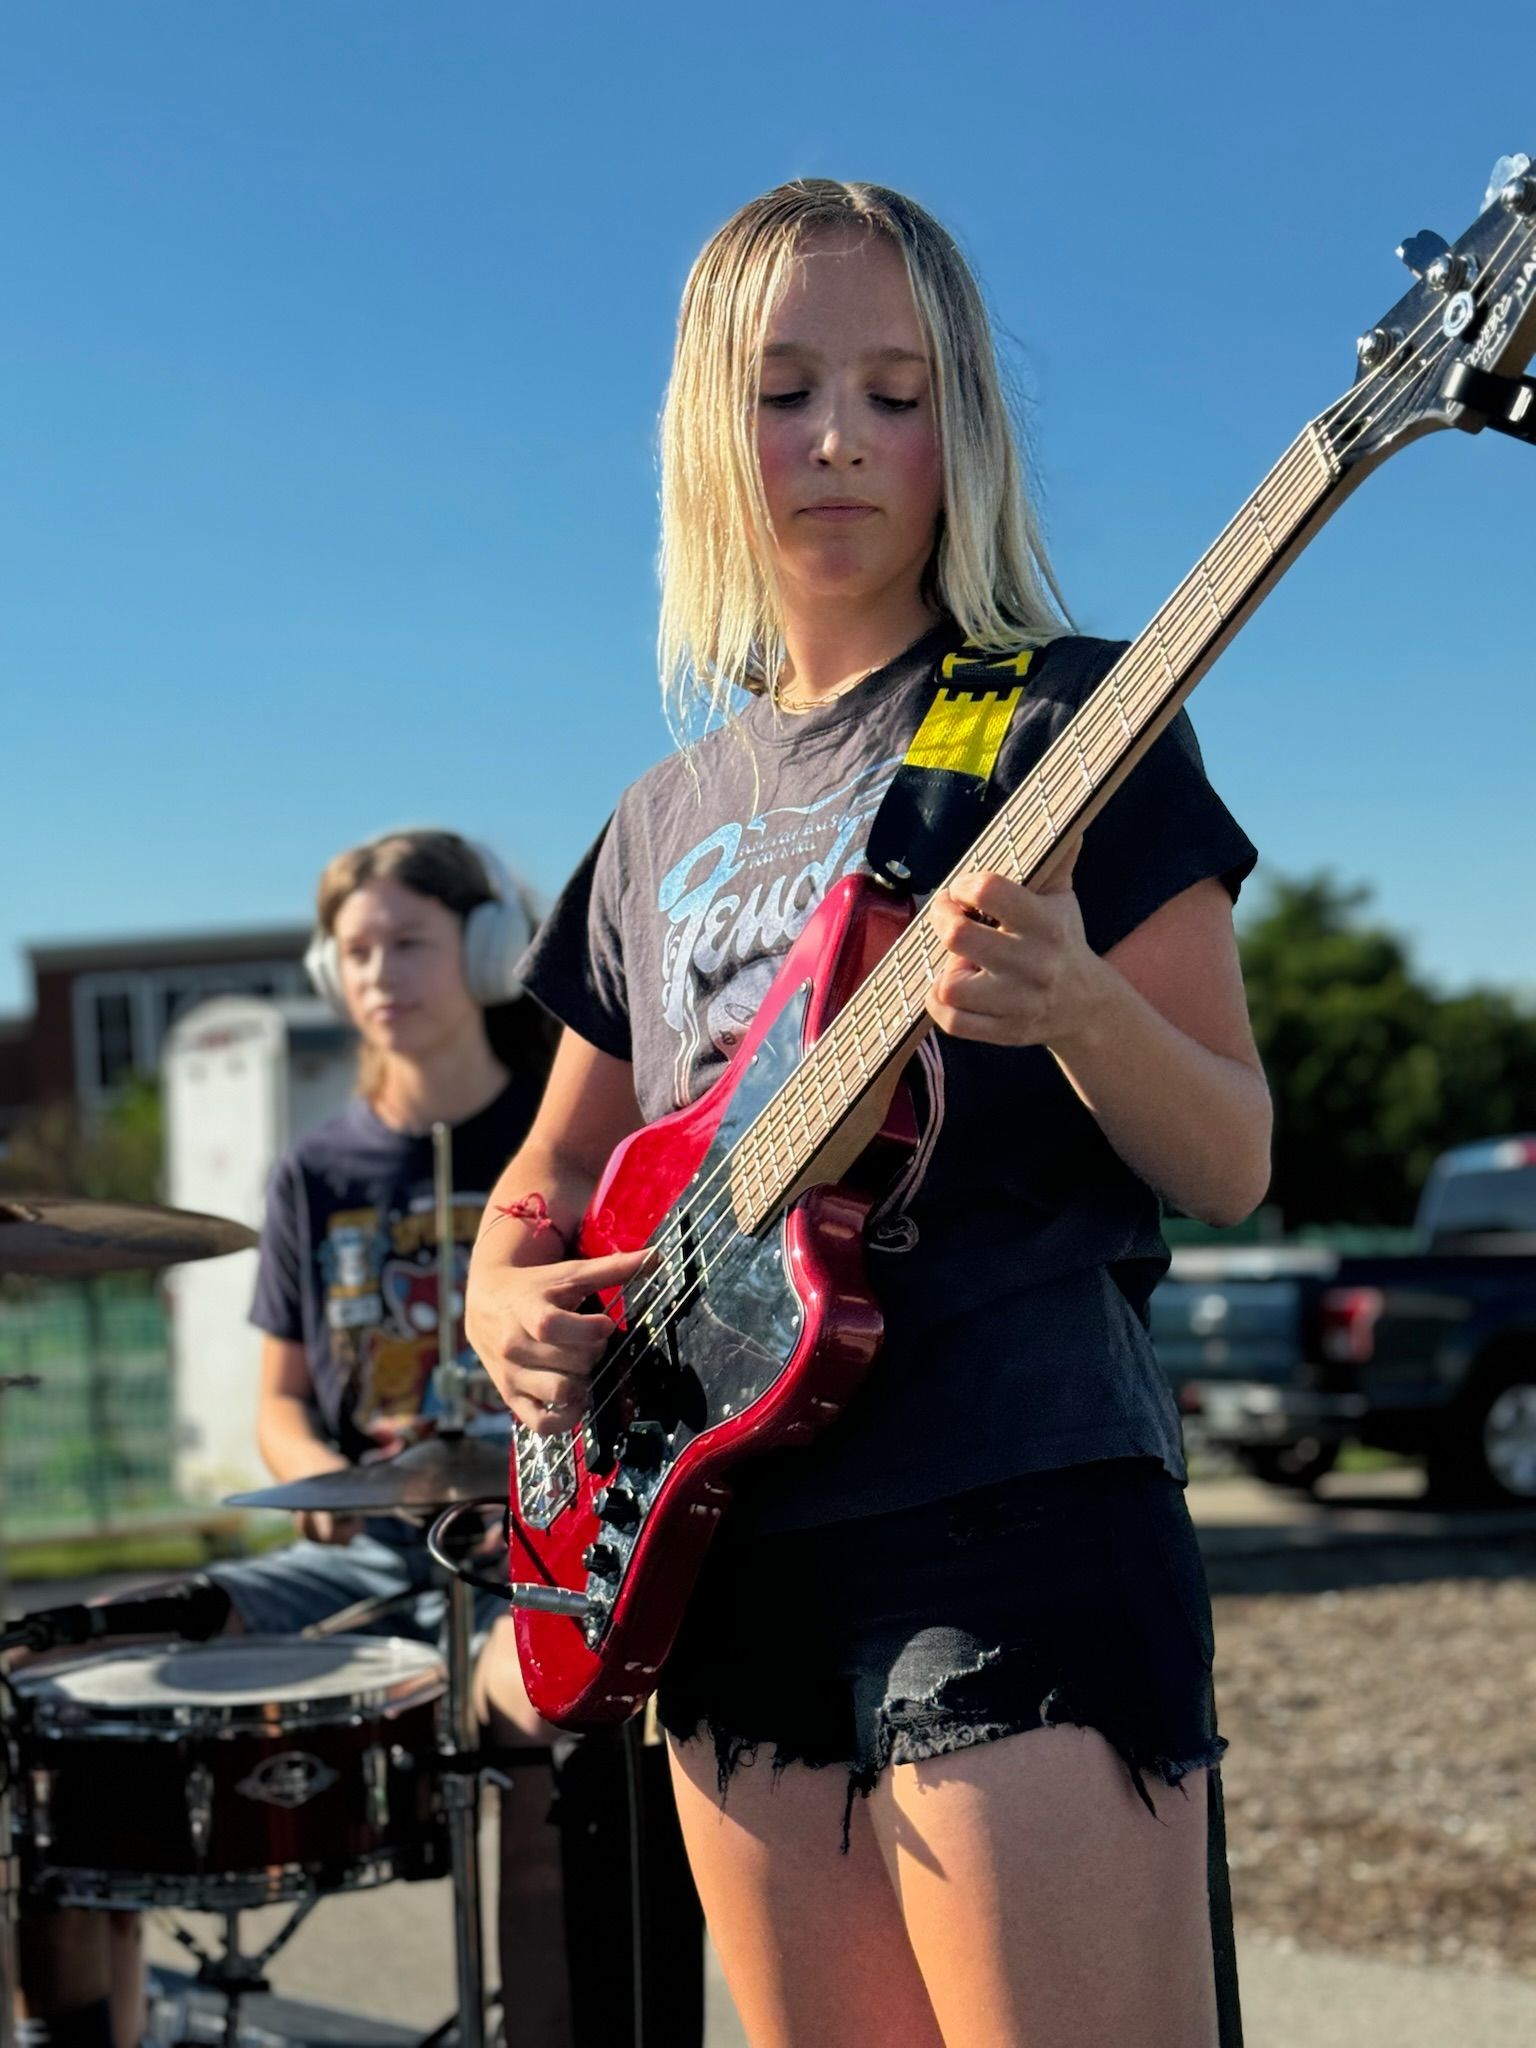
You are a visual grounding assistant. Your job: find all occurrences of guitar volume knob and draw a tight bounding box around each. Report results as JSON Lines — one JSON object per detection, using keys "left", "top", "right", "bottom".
{"left": 583, "top": 1540, "right": 621, "bottom": 1577}
{"left": 621, "top": 1421, "right": 667, "bottom": 1469}
{"left": 598, "top": 1483, "right": 641, "bottom": 1530}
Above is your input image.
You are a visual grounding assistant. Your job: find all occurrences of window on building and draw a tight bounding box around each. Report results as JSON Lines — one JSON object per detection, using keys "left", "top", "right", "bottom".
{"left": 92, "top": 990, "right": 139, "bottom": 1092}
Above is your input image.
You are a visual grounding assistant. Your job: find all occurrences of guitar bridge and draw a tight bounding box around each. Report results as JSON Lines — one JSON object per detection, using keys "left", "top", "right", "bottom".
{"left": 513, "top": 1422, "right": 578, "bottom": 1530}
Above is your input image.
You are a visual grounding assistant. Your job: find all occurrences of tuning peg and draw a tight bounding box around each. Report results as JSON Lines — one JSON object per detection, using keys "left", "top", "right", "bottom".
{"left": 1485, "top": 153, "right": 1534, "bottom": 212}
{"left": 1357, "top": 326, "right": 1403, "bottom": 370}
{"left": 1397, "top": 230, "right": 1449, "bottom": 279}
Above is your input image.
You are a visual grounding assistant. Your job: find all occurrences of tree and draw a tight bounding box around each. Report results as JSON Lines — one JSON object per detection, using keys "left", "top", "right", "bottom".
{"left": 1239, "top": 876, "right": 1536, "bottom": 1229}
{"left": 0, "top": 1077, "right": 164, "bottom": 1205}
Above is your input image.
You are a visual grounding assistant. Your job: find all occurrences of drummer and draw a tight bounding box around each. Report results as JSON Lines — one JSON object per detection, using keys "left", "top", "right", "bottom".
{"left": 16, "top": 829, "right": 576, "bottom": 2048}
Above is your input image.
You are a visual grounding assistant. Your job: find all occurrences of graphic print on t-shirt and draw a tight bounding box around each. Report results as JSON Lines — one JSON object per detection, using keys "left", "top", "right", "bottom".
{"left": 654, "top": 755, "right": 903, "bottom": 1108}
{"left": 318, "top": 1195, "right": 498, "bottom": 1434}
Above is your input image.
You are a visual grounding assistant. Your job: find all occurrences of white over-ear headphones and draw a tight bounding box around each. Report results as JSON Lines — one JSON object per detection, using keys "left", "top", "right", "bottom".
{"left": 304, "top": 833, "right": 534, "bottom": 1020}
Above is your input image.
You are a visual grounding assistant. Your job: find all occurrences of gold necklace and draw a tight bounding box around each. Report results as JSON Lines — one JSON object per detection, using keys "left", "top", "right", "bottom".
{"left": 772, "top": 662, "right": 879, "bottom": 715}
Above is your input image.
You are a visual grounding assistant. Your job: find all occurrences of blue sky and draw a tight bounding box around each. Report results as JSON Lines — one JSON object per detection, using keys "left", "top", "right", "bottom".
{"left": 3, "top": 1, "right": 1533, "bottom": 1016}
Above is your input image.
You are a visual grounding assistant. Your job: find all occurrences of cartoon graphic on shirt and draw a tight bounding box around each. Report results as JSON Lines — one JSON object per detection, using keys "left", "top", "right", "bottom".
{"left": 319, "top": 1196, "right": 499, "bottom": 1433}
{"left": 655, "top": 758, "right": 903, "bottom": 1107}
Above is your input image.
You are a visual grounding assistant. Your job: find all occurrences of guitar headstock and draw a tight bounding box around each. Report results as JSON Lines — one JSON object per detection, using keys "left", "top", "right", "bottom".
{"left": 1331, "top": 153, "right": 1536, "bottom": 471}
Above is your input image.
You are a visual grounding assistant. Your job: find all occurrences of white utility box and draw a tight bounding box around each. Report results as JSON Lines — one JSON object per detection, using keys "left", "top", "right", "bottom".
{"left": 162, "top": 996, "right": 354, "bottom": 1503}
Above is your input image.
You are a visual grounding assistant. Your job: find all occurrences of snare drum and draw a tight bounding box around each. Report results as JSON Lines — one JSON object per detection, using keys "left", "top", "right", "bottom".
{"left": 13, "top": 1635, "right": 448, "bottom": 1909}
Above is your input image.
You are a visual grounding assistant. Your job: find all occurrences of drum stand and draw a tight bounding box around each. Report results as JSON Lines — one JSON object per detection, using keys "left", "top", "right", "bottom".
{"left": 153, "top": 1897, "right": 321, "bottom": 2048}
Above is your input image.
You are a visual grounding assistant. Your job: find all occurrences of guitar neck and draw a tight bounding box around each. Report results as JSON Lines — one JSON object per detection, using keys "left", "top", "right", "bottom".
{"left": 729, "top": 410, "right": 1353, "bottom": 1235}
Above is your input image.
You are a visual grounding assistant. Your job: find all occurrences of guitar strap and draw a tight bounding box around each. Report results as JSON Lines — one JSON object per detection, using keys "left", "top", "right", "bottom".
{"left": 863, "top": 640, "right": 1037, "bottom": 896}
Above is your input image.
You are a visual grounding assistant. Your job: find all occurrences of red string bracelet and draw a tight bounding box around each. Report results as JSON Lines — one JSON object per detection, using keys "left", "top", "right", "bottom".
{"left": 489, "top": 1192, "right": 563, "bottom": 1240}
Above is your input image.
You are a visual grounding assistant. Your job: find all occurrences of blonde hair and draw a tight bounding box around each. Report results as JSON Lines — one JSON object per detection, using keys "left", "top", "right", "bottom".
{"left": 658, "top": 179, "right": 1070, "bottom": 731}
{"left": 316, "top": 830, "right": 555, "bottom": 1101}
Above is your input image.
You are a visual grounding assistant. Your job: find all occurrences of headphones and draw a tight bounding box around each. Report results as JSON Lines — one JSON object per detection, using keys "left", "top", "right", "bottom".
{"left": 304, "top": 833, "right": 534, "bottom": 1020}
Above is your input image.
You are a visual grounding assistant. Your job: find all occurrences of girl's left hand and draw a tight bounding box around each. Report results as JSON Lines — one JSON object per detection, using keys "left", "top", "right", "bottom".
{"left": 925, "top": 842, "right": 1106, "bottom": 1050}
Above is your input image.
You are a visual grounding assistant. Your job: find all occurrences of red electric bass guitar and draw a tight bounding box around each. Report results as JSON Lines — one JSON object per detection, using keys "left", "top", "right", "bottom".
{"left": 506, "top": 158, "right": 1536, "bottom": 1724}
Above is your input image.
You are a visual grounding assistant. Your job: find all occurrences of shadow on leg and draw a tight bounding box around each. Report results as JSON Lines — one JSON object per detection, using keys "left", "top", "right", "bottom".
{"left": 871, "top": 1724, "right": 1218, "bottom": 2048}
{"left": 667, "top": 1735, "right": 944, "bottom": 2048}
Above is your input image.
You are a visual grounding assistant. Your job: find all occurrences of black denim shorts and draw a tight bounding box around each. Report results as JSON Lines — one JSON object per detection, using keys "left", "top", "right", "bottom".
{"left": 656, "top": 1456, "right": 1227, "bottom": 1845}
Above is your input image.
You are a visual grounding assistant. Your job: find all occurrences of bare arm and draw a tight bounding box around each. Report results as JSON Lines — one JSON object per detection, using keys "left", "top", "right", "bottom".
{"left": 465, "top": 1027, "right": 648, "bottom": 1432}
{"left": 256, "top": 1335, "right": 358, "bottom": 1542}
{"left": 928, "top": 866, "right": 1271, "bottom": 1227}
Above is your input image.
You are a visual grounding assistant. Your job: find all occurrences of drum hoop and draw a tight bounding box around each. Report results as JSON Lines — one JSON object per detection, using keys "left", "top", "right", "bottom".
{"left": 16, "top": 1633, "right": 445, "bottom": 1736}
{"left": 26, "top": 1843, "right": 417, "bottom": 1911}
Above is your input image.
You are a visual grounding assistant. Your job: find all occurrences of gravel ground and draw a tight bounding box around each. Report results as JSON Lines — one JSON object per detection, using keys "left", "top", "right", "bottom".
{"left": 1213, "top": 1552, "right": 1536, "bottom": 1980}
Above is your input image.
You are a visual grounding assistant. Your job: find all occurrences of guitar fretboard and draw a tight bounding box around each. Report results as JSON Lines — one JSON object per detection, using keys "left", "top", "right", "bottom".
{"left": 727, "top": 418, "right": 1342, "bottom": 1234}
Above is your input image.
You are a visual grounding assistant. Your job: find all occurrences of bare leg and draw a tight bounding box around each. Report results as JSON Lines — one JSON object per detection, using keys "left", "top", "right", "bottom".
{"left": 870, "top": 1726, "right": 1217, "bottom": 2048}
{"left": 15, "top": 1909, "right": 113, "bottom": 2038}
{"left": 474, "top": 1618, "right": 573, "bottom": 2048}
{"left": 105, "top": 1916, "right": 144, "bottom": 2048}
{"left": 667, "top": 1735, "right": 944, "bottom": 2048}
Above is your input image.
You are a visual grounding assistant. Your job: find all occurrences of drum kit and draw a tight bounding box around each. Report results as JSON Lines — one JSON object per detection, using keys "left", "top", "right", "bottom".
{"left": 0, "top": 1141, "right": 699, "bottom": 2048}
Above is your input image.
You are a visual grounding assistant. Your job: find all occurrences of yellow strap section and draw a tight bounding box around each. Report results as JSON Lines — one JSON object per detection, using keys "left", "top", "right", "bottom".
{"left": 940, "top": 645, "right": 1037, "bottom": 681}
{"left": 903, "top": 679, "right": 1027, "bottom": 779}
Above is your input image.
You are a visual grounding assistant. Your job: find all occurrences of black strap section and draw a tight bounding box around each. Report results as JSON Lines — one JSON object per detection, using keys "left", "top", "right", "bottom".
{"left": 866, "top": 766, "right": 996, "bottom": 895}
{"left": 864, "top": 644, "right": 1035, "bottom": 896}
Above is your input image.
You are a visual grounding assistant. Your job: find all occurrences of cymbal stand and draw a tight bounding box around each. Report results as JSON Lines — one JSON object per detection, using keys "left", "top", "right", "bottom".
{"left": 430, "top": 1123, "right": 486, "bottom": 2048}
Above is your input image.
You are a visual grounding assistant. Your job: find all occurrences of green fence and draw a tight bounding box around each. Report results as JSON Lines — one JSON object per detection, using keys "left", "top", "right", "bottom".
{"left": 0, "top": 1283, "right": 180, "bottom": 1539}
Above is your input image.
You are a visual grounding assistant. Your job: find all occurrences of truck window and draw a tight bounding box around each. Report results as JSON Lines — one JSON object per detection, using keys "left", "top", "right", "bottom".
{"left": 1424, "top": 1166, "right": 1536, "bottom": 1237}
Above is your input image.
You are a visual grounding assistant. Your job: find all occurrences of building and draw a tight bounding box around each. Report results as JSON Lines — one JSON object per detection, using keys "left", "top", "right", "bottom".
{"left": 0, "top": 926, "right": 313, "bottom": 1139}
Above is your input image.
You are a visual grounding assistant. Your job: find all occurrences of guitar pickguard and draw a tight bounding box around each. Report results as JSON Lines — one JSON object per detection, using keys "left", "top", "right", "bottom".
{"left": 596, "top": 984, "right": 811, "bottom": 1464}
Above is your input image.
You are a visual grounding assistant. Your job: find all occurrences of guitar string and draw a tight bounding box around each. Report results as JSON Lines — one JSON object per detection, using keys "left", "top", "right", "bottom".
{"left": 588, "top": 215, "right": 1527, "bottom": 1362}
{"left": 557, "top": 327, "right": 1502, "bottom": 1455}
{"left": 570, "top": 433, "right": 1369, "bottom": 1403}
{"left": 581, "top": 197, "right": 1536, "bottom": 1350}
{"left": 539, "top": 208, "right": 1536, "bottom": 1461}
{"left": 554, "top": 450, "right": 1338, "bottom": 1444}
{"left": 561, "top": 367, "right": 1479, "bottom": 1454}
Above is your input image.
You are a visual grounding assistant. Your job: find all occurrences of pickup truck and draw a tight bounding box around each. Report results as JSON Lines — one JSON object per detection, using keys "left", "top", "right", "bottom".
{"left": 1151, "top": 1137, "right": 1536, "bottom": 1502}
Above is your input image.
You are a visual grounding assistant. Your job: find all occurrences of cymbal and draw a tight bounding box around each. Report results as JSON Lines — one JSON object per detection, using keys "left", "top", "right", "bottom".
{"left": 226, "top": 1430, "right": 511, "bottom": 1513}
{"left": 0, "top": 1196, "right": 259, "bottom": 1276}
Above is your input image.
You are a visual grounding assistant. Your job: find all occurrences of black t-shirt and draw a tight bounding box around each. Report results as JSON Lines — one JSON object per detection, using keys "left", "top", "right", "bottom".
{"left": 250, "top": 1078, "right": 539, "bottom": 1459}
{"left": 520, "top": 620, "right": 1258, "bottom": 1528}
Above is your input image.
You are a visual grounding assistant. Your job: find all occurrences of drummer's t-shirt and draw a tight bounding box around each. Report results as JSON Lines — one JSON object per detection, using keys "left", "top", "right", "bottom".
{"left": 249, "top": 1080, "right": 538, "bottom": 1460}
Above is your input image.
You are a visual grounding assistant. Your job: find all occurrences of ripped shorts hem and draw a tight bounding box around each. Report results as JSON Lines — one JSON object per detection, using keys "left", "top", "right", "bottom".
{"left": 664, "top": 1703, "right": 1229, "bottom": 1853}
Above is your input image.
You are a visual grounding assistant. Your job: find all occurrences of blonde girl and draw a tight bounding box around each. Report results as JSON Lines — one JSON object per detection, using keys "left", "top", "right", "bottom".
{"left": 468, "top": 182, "right": 1268, "bottom": 2048}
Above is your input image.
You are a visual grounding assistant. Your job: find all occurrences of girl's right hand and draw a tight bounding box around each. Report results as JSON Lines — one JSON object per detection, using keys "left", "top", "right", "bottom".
{"left": 468, "top": 1246, "right": 652, "bottom": 1434}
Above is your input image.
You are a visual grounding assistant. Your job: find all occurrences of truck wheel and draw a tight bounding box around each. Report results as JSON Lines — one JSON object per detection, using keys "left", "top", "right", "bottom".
{"left": 1441, "top": 1359, "right": 1536, "bottom": 1507}
{"left": 1437, "top": 1364, "right": 1536, "bottom": 1505}
{"left": 1235, "top": 1439, "right": 1339, "bottom": 1491}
